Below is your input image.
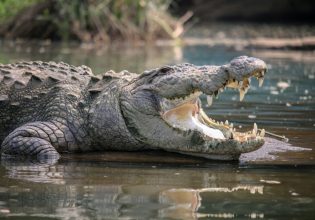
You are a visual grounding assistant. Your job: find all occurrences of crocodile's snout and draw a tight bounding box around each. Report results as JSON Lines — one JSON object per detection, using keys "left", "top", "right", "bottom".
{"left": 226, "top": 56, "right": 267, "bottom": 81}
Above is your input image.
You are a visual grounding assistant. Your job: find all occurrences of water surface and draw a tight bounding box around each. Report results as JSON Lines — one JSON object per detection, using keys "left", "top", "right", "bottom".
{"left": 0, "top": 41, "right": 314, "bottom": 219}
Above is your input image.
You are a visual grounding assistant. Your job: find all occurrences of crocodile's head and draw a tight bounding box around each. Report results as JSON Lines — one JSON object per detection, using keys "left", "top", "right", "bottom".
{"left": 121, "top": 56, "right": 267, "bottom": 160}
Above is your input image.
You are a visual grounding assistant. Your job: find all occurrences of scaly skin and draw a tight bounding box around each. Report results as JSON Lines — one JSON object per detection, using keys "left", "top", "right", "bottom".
{"left": 0, "top": 56, "right": 267, "bottom": 161}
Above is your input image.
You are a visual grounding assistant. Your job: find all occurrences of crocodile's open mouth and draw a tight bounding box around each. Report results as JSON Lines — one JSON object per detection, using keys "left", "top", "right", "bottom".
{"left": 160, "top": 70, "right": 266, "bottom": 142}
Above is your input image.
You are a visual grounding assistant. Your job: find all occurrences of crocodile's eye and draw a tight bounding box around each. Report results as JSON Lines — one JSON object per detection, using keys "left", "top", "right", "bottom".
{"left": 159, "top": 66, "right": 172, "bottom": 74}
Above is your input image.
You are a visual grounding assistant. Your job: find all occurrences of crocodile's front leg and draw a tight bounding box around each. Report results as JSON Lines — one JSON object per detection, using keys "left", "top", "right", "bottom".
{"left": 1, "top": 121, "right": 76, "bottom": 160}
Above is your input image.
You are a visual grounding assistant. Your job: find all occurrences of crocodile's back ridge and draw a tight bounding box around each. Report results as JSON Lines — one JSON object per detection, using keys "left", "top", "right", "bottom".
{"left": 0, "top": 61, "right": 93, "bottom": 92}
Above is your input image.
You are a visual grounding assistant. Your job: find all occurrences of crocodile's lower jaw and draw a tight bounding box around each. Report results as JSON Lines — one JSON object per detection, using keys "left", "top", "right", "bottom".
{"left": 162, "top": 99, "right": 264, "bottom": 142}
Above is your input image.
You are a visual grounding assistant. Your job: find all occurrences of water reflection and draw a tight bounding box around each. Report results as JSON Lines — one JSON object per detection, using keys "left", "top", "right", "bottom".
{"left": 0, "top": 159, "right": 268, "bottom": 219}
{"left": 0, "top": 41, "right": 180, "bottom": 74}
{"left": 1, "top": 159, "right": 315, "bottom": 219}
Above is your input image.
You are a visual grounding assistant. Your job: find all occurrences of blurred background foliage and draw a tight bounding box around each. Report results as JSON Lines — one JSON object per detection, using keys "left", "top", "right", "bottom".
{"left": 0, "top": 0, "right": 314, "bottom": 43}
{"left": 0, "top": 0, "right": 184, "bottom": 42}
{"left": 0, "top": 0, "right": 40, "bottom": 23}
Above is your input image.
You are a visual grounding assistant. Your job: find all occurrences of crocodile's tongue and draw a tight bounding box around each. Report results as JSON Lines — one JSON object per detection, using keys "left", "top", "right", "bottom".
{"left": 163, "top": 102, "right": 225, "bottom": 139}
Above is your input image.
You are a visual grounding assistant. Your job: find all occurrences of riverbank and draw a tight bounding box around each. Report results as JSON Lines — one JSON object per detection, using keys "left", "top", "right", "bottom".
{"left": 3, "top": 21, "right": 315, "bottom": 51}
{"left": 178, "top": 22, "right": 315, "bottom": 50}
{"left": 179, "top": 36, "right": 315, "bottom": 50}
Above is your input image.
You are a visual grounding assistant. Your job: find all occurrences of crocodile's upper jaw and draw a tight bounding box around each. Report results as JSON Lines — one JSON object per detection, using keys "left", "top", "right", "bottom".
{"left": 161, "top": 69, "right": 266, "bottom": 144}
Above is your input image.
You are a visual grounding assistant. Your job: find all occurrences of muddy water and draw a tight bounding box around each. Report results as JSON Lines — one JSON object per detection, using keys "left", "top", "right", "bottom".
{"left": 0, "top": 42, "right": 314, "bottom": 219}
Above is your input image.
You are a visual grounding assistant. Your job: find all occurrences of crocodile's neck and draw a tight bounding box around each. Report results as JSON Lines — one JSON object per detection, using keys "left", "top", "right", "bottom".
{"left": 87, "top": 79, "right": 144, "bottom": 150}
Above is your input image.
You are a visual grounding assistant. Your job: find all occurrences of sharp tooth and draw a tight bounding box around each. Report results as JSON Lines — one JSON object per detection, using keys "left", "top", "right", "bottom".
{"left": 230, "top": 123, "right": 234, "bottom": 128}
{"left": 258, "top": 77, "right": 264, "bottom": 87}
{"left": 227, "top": 133, "right": 232, "bottom": 139}
{"left": 253, "top": 123, "right": 257, "bottom": 135}
{"left": 214, "top": 91, "right": 219, "bottom": 99}
{"left": 225, "top": 120, "right": 229, "bottom": 125}
{"left": 261, "top": 70, "right": 265, "bottom": 76}
{"left": 243, "top": 78, "right": 251, "bottom": 88}
{"left": 260, "top": 129, "right": 265, "bottom": 137}
{"left": 207, "top": 95, "right": 213, "bottom": 106}
{"left": 227, "top": 128, "right": 233, "bottom": 139}
{"left": 239, "top": 89, "right": 245, "bottom": 101}
{"left": 220, "top": 122, "right": 223, "bottom": 125}
{"left": 219, "top": 88, "right": 224, "bottom": 92}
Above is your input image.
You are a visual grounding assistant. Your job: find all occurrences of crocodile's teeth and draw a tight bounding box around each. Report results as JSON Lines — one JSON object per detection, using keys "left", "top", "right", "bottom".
{"left": 230, "top": 123, "right": 234, "bottom": 128}
{"left": 260, "top": 128, "right": 265, "bottom": 137}
{"left": 227, "top": 128, "right": 233, "bottom": 139}
{"left": 253, "top": 123, "right": 257, "bottom": 135}
{"left": 215, "top": 92, "right": 219, "bottom": 99}
{"left": 257, "top": 70, "right": 265, "bottom": 78}
{"left": 239, "top": 89, "right": 245, "bottom": 101}
{"left": 243, "top": 78, "right": 251, "bottom": 88}
{"left": 225, "top": 120, "right": 229, "bottom": 125}
{"left": 258, "top": 77, "right": 264, "bottom": 87}
{"left": 207, "top": 95, "right": 213, "bottom": 106}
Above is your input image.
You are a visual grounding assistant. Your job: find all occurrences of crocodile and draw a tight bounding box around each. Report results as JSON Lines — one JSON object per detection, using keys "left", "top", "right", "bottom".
{"left": 0, "top": 56, "right": 267, "bottom": 161}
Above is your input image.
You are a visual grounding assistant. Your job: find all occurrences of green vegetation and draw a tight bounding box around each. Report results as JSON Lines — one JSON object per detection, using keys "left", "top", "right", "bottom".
{"left": 0, "top": 0, "right": 184, "bottom": 42}
{"left": 0, "top": 0, "right": 40, "bottom": 23}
